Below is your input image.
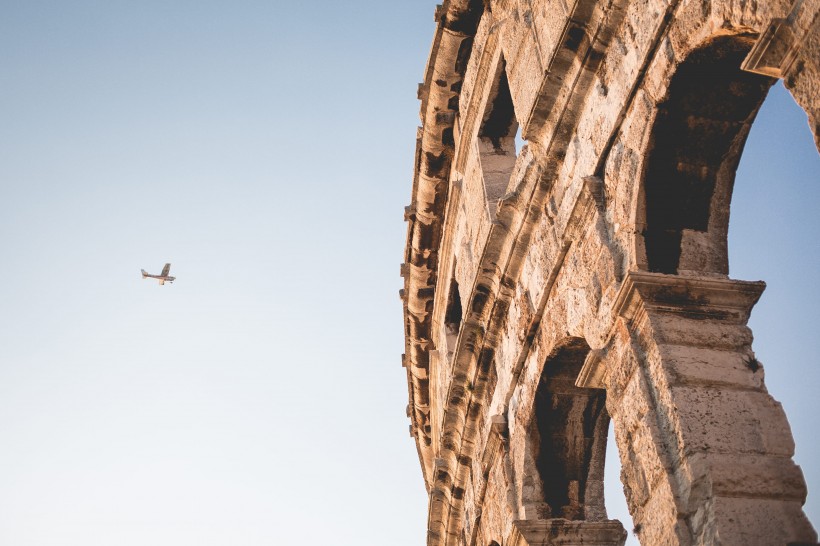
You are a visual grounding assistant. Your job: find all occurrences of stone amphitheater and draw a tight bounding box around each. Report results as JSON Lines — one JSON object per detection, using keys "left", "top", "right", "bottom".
{"left": 401, "top": 0, "right": 820, "bottom": 544}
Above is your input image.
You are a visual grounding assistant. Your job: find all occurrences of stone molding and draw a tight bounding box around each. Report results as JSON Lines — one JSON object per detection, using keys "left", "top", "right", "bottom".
{"left": 614, "top": 270, "right": 765, "bottom": 325}
{"left": 575, "top": 349, "right": 606, "bottom": 390}
{"left": 405, "top": 0, "right": 486, "bottom": 487}
{"left": 507, "top": 519, "right": 627, "bottom": 546}
{"left": 480, "top": 414, "right": 508, "bottom": 477}
{"left": 578, "top": 271, "right": 765, "bottom": 390}
{"left": 742, "top": 0, "right": 817, "bottom": 77}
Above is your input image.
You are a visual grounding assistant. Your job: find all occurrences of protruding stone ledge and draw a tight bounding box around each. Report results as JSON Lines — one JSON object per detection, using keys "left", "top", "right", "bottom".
{"left": 507, "top": 519, "right": 627, "bottom": 546}
{"left": 576, "top": 349, "right": 606, "bottom": 389}
{"left": 742, "top": 0, "right": 810, "bottom": 78}
{"left": 614, "top": 271, "right": 765, "bottom": 325}
{"left": 742, "top": 17, "right": 801, "bottom": 77}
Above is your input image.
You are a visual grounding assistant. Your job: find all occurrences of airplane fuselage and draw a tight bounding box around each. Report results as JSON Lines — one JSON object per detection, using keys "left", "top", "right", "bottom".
{"left": 141, "top": 267, "right": 175, "bottom": 285}
{"left": 143, "top": 274, "right": 175, "bottom": 283}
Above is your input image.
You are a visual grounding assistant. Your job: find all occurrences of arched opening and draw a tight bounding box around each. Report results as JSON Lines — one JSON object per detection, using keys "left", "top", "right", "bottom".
{"left": 444, "top": 270, "right": 463, "bottom": 357}
{"left": 639, "top": 34, "right": 776, "bottom": 274}
{"left": 630, "top": 31, "right": 820, "bottom": 543}
{"left": 528, "top": 338, "right": 609, "bottom": 521}
{"left": 478, "top": 57, "right": 522, "bottom": 218}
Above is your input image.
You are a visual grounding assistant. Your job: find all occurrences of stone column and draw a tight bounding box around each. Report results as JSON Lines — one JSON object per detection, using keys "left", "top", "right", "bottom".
{"left": 599, "top": 271, "right": 816, "bottom": 546}
{"left": 507, "top": 519, "right": 627, "bottom": 546}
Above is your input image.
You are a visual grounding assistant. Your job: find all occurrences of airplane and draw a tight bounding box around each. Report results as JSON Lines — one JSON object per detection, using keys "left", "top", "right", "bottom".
{"left": 141, "top": 263, "right": 175, "bottom": 285}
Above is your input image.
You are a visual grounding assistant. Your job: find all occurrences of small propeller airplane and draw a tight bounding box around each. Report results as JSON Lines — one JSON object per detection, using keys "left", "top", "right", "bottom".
{"left": 141, "top": 263, "right": 175, "bottom": 285}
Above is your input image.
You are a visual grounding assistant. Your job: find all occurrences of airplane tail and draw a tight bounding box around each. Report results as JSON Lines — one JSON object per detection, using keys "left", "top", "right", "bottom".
{"left": 141, "top": 269, "right": 148, "bottom": 277}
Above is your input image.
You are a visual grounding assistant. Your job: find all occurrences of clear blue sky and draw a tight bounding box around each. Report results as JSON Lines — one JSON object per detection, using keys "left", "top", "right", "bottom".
{"left": 0, "top": 2, "right": 817, "bottom": 545}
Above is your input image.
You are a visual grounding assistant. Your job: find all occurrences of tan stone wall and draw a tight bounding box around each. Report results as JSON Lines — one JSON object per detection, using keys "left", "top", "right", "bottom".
{"left": 402, "top": 0, "right": 820, "bottom": 544}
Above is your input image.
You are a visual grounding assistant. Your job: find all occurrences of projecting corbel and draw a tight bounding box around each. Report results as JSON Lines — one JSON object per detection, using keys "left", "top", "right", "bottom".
{"left": 742, "top": 0, "right": 807, "bottom": 78}
{"left": 576, "top": 349, "right": 607, "bottom": 389}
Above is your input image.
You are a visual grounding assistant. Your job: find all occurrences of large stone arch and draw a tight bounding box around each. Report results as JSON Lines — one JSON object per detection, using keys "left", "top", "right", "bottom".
{"left": 608, "top": 23, "right": 820, "bottom": 546}
{"left": 525, "top": 337, "right": 609, "bottom": 522}
{"left": 402, "top": 0, "right": 820, "bottom": 545}
{"left": 620, "top": 0, "right": 820, "bottom": 271}
{"left": 637, "top": 34, "right": 775, "bottom": 275}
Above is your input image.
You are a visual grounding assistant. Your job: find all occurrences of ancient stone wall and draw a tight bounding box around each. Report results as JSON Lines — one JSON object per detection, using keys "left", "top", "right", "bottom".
{"left": 402, "top": 0, "right": 820, "bottom": 544}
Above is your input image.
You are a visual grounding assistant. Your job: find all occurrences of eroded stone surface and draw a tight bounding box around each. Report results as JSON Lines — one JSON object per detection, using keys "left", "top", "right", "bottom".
{"left": 403, "top": 0, "right": 820, "bottom": 544}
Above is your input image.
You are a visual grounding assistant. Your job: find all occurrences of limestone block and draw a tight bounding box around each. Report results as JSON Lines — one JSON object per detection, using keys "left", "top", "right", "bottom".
{"left": 530, "top": 0, "right": 569, "bottom": 65}
{"left": 658, "top": 344, "right": 764, "bottom": 389}
{"left": 711, "top": 496, "right": 817, "bottom": 546}
{"left": 785, "top": 1, "right": 820, "bottom": 151}
{"left": 681, "top": 452, "right": 808, "bottom": 502}
{"left": 629, "top": 481, "right": 691, "bottom": 546}
{"left": 507, "top": 519, "right": 627, "bottom": 546}
{"left": 669, "top": 386, "right": 797, "bottom": 457}
{"left": 646, "top": 314, "right": 754, "bottom": 349}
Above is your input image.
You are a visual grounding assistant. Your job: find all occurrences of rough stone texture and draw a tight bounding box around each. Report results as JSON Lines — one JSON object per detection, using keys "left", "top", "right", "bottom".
{"left": 403, "top": 0, "right": 820, "bottom": 544}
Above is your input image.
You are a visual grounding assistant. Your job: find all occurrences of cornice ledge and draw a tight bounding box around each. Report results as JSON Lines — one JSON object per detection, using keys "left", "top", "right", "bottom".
{"left": 407, "top": 0, "right": 486, "bottom": 490}
{"left": 576, "top": 349, "right": 607, "bottom": 389}
{"left": 613, "top": 271, "right": 766, "bottom": 325}
{"left": 741, "top": 0, "right": 817, "bottom": 78}
{"left": 507, "top": 519, "right": 627, "bottom": 546}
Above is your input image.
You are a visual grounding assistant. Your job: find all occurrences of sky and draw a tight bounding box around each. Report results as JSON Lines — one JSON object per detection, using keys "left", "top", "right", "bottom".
{"left": 0, "top": 2, "right": 817, "bottom": 545}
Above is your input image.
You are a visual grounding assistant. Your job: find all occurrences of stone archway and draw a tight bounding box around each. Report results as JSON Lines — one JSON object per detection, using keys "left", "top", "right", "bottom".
{"left": 402, "top": 0, "right": 820, "bottom": 545}
{"left": 600, "top": 27, "right": 820, "bottom": 545}
{"left": 638, "top": 34, "right": 775, "bottom": 275}
{"left": 526, "top": 338, "right": 609, "bottom": 522}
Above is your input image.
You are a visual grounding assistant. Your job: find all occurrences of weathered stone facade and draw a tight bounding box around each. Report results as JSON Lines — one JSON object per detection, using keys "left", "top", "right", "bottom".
{"left": 402, "top": 0, "right": 820, "bottom": 544}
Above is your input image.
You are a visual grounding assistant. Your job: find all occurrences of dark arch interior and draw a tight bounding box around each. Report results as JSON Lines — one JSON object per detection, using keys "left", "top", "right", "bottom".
{"left": 444, "top": 272, "right": 463, "bottom": 355}
{"left": 479, "top": 60, "right": 517, "bottom": 150}
{"left": 532, "top": 338, "right": 609, "bottom": 521}
{"left": 642, "top": 35, "right": 776, "bottom": 274}
{"left": 477, "top": 58, "right": 521, "bottom": 216}
{"left": 444, "top": 274, "right": 462, "bottom": 334}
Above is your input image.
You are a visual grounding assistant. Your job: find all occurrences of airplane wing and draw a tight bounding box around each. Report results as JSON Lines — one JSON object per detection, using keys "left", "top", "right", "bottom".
{"left": 161, "top": 263, "right": 171, "bottom": 276}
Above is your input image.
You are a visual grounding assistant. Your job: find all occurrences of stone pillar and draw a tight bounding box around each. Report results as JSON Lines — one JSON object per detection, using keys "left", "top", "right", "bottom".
{"left": 507, "top": 519, "right": 627, "bottom": 546}
{"left": 601, "top": 271, "right": 816, "bottom": 546}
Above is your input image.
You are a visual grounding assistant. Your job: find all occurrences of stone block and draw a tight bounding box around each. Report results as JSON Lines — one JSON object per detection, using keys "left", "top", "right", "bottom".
{"left": 648, "top": 314, "right": 754, "bottom": 349}
{"left": 659, "top": 344, "right": 764, "bottom": 389}
{"left": 682, "top": 452, "right": 808, "bottom": 502}
{"left": 629, "top": 480, "right": 691, "bottom": 546}
{"left": 669, "top": 386, "right": 796, "bottom": 457}
{"left": 507, "top": 519, "right": 627, "bottom": 546}
{"left": 711, "top": 496, "right": 818, "bottom": 546}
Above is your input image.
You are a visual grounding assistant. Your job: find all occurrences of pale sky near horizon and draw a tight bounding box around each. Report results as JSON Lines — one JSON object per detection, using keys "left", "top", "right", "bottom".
{"left": 0, "top": 2, "right": 818, "bottom": 545}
